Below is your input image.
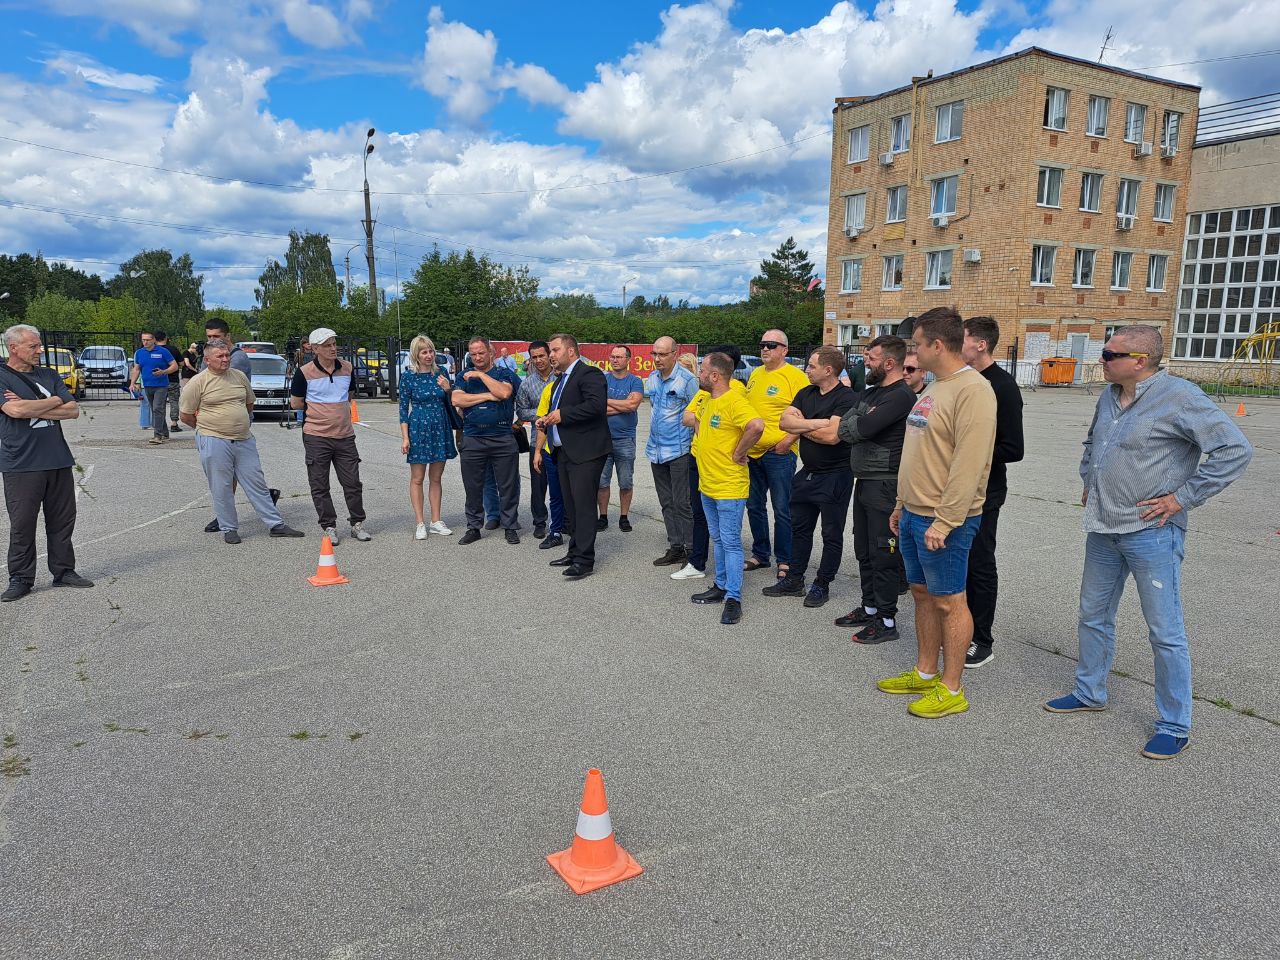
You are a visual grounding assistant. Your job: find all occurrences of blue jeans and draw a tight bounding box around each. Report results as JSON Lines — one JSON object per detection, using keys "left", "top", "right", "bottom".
{"left": 747, "top": 451, "right": 795, "bottom": 566}
{"left": 539, "top": 447, "right": 564, "bottom": 535}
{"left": 701, "top": 494, "right": 746, "bottom": 601}
{"left": 1075, "top": 525, "right": 1191, "bottom": 737}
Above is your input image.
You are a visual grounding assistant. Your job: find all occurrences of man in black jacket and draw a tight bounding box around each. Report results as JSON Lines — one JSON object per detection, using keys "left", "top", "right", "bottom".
{"left": 834, "top": 335, "right": 918, "bottom": 644}
{"left": 961, "top": 317, "right": 1024, "bottom": 668}
{"left": 537, "top": 334, "right": 611, "bottom": 580}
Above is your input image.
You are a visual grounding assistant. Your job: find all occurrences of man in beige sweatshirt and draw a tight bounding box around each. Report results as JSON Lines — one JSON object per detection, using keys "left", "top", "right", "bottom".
{"left": 876, "top": 307, "right": 996, "bottom": 718}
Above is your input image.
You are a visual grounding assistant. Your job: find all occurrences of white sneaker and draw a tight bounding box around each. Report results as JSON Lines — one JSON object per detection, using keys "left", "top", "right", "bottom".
{"left": 415, "top": 523, "right": 427, "bottom": 540}
{"left": 429, "top": 520, "right": 453, "bottom": 536}
{"left": 350, "top": 522, "right": 372, "bottom": 542}
{"left": 671, "top": 563, "right": 706, "bottom": 580}
{"left": 324, "top": 526, "right": 340, "bottom": 546}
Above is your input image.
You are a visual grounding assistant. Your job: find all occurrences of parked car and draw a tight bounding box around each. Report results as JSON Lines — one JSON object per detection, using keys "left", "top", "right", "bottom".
{"left": 235, "top": 341, "right": 278, "bottom": 355}
{"left": 733, "top": 355, "right": 764, "bottom": 383}
{"left": 351, "top": 348, "right": 387, "bottom": 397}
{"left": 42, "top": 347, "right": 85, "bottom": 399}
{"left": 79, "top": 345, "right": 130, "bottom": 389}
{"left": 246, "top": 353, "right": 290, "bottom": 419}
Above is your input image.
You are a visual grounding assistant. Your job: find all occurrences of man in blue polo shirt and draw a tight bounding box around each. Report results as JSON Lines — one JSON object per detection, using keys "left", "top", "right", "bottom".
{"left": 128, "top": 330, "right": 178, "bottom": 444}
{"left": 597, "top": 345, "right": 644, "bottom": 531}
{"left": 453, "top": 336, "right": 522, "bottom": 544}
{"left": 645, "top": 336, "right": 698, "bottom": 567}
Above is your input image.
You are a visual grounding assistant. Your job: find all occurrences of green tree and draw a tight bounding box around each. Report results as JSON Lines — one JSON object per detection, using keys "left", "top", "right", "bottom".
{"left": 399, "top": 248, "right": 540, "bottom": 345}
{"left": 82, "top": 295, "right": 148, "bottom": 335}
{"left": 256, "top": 285, "right": 344, "bottom": 346}
{"left": 45, "top": 263, "right": 106, "bottom": 303}
{"left": 108, "top": 250, "right": 205, "bottom": 335}
{"left": 25, "top": 292, "right": 90, "bottom": 332}
{"left": 255, "top": 231, "right": 339, "bottom": 309}
{"left": 750, "top": 237, "right": 820, "bottom": 310}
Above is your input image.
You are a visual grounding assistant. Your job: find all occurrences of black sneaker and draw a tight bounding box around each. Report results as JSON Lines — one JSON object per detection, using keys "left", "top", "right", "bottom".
{"left": 538, "top": 533, "right": 564, "bottom": 550}
{"left": 459, "top": 528, "right": 482, "bottom": 544}
{"left": 853, "top": 620, "right": 900, "bottom": 645}
{"left": 965, "top": 643, "right": 994, "bottom": 669}
{"left": 51, "top": 572, "right": 94, "bottom": 588}
{"left": 720, "top": 598, "right": 742, "bottom": 625}
{"left": 2, "top": 580, "right": 33, "bottom": 602}
{"left": 692, "top": 585, "right": 727, "bottom": 605}
{"left": 223, "top": 530, "right": 242, "bottom": 544}
{"left": 619, "top": 515, "right": 632, "bottom": 532}
{"left": 204, "top": 517, "right": 221, "bottom": 533}
{"left": 803, "top": 584, "right": 830, "bottom": 608}
{"left": 596, "top": 515, "right": 608, "bottom": 531}
{"left": 505, "top": 528, "right": 520, "bottom": 545}
{"left": 270, "top": 524, "right": 304, "bottom": 538}
{"left": 534, "top": 523, "right": 547, "bottom": 539}
{"left": 484, "top": 519, "right": 500, "bottom": 531}
{"left": 653, "top": 546, "right": 687, "bottom": 566}
{"left": 170, "top": 424, "right": 184, "bottom": 432}
{"left": 762, "top": 576, "right": 805, "bottom": 597}
{"left": 834, "top": 606, "right": 876, "bottom": 628}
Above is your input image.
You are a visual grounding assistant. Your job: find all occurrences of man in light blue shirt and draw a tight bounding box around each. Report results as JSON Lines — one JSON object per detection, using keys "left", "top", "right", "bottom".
{"left": 1044, "top": 325, "right": 1252, "bottom": 761}
{"left": 645, "top": 336, "right": 699, "bottom": 567}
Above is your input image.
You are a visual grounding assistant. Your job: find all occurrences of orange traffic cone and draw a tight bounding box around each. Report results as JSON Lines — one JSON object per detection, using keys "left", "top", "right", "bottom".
{"left": 307, "top": 536, "right": 349, "bottom": 586}
{"left": 350, "top": 399, "right": 361, "bottom": 423}
{"left": 1236, "top": 402, "right": 1247, "bottom": 416}
{"left": 547, "top": 768, "right": 643, "bottom": 894}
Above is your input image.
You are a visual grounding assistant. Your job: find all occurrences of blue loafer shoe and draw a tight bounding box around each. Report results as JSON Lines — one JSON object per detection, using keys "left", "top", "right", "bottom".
{"left": 1043, "top": 693, "right": 1106, "bottom": 713}
{"left": 1141, "top": 733, "right": 1190, "bottom": 760}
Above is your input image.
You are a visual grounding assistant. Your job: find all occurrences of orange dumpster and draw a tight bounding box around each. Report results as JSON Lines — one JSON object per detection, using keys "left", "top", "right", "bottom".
{"left": 1040, "top": 357, "right": 1078, "bottom": 385}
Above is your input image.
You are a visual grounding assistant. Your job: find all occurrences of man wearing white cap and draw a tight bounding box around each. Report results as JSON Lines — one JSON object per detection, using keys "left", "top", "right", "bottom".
{"left": 288, "top": 328, "right": 371, "bottom": 544}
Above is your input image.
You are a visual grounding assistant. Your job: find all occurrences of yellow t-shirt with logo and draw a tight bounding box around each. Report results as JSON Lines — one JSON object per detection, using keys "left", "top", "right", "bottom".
{"left": 695, "top": 389, "right": 760, "bottom": 500}
{"left": 536, "top": 380, "right": 555, "bottom": 453}
{"left": 746, "top": 362, "right": 809, "bottom": 458}
{"left": 685, "top": 380, "right": 746, "bottom": 457}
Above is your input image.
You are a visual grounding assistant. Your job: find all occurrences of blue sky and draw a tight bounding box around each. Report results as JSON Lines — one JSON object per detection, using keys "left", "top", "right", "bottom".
{"left": 0, "top": 0, "right": 1276, "bottom": 307}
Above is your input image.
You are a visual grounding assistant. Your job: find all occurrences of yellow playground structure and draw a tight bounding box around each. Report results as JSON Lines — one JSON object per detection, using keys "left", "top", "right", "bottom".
{"left": 1219, "top": 321, "right": 1280, "bottom": 392}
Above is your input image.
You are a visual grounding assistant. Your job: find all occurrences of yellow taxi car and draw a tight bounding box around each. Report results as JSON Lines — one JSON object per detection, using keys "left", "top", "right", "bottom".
{"left": 42, "top": 347, "right": 85, "bottom": 399}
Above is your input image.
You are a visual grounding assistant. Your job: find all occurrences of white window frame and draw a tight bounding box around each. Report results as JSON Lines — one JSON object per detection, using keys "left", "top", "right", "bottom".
{"left": 836, "top": 323, "right": 857, "bottom": 347}
{"left": 840, "top": 258, "right": 863, "bottom": 293}
{"left": 885, "top": 185, "right": 907, "bottom": 223}
{"left": 1153, "top": 183, "right": 1175, "bottom": 222}
{"left": 1116, "top": 178, "right": 1140, "bottom": 217}
{"left": 1072, "top": 248, "right": 1096, "bottom": 288}
{"left": 1086, "top": 95, "right": 1110, "bottom": 137}
{"left": 847, "top": 125, "right": 870, "bottom": 164}
{"left": 1162, "top": 111, "right": 1182, "bottom": 152}
{"left": 930, "top": 176, "right": 957, "bottom": 217}
{"left": 935, "top": 101, "right": 963, "bottom": 143}
{"left": 890, "top": 114, "right": 912, "bottom": 153}
{"left": 925, "top": 249, "right": 953, "bottom": 289}
{"left": 1124, "top": 103, "right": 1147, "bottom": 144}
{"left": 1031, "top": 245, "right": 1056, "bottom": 285}
{"left": 843, "top": 192, "right": 867, "bottom": 231}
{"left": 1044, "top": 87, "right": 1068, "bottom": 130}
{"left": 1079, "top": 172, "right": 1103, "bottom": 213}
{"left": 1146, "top": 254, "right": 1168, "bottom": 292}
{"left": 1037, "top": 166, "right": 1063, "bottom": 208}
{"left": 1111, "top": 251, "right": 1133, "bottom": 290}
{"left": 882, "top": 254, "right": 904, "bottom": 291}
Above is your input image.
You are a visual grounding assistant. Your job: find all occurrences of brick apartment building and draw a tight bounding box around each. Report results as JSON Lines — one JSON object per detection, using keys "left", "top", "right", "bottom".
{"left": 824, "top": 47, "right": 1200, "bottom": 372}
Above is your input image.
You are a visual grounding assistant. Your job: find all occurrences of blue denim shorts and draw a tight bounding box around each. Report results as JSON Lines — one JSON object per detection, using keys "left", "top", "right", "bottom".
{"left": 900, "top": 510, "right": 982, "bottom": 596}
{"left": 600, "top": 436, "right": 636, "bottom": 490}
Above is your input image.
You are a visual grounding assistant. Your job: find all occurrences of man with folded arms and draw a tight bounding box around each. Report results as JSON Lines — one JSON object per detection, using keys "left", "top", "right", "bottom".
{"left": 180, "top": 339, "right": 303, "bottom": 544}
{"left": 645, "top": 336, "right": 699, "bottom": 570}
{"left": 876, "top": 308, "right": 995, "bottom": 719}
{"left": 1044, "top": 325, "right": 1251, "bottom": 760}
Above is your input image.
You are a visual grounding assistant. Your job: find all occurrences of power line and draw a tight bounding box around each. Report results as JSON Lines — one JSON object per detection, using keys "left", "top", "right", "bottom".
{"left": 0, "top": 131, "right": 828, "bottom": 199}
{"left": 1136, "top": 48, "right": 1280, "bottom": 71}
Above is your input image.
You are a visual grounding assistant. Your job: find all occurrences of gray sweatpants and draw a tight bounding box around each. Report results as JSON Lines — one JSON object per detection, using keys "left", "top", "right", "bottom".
{"left": 651, "top": 453, "right": 693, "bottom": 549}
{"left": 195, "top": 433, "right": 283, "bottom": 533}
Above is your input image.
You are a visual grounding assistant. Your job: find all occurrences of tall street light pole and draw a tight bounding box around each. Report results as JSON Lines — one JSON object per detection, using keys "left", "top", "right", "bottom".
{"left": 343, "top": 243, "right": 360, "bottom": 305}
{"left": 362, "top": 128, "right": 379, "bottom": 317}
{"left": 621, "top": 275, "right": 639, "bottom": 319}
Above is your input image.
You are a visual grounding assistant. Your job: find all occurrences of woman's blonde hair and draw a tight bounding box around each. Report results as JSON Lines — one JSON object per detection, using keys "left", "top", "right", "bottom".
{"left": 677, "top": 352, "right": 698, "bottom": 375}
{"left": 408, "top": 335, "right": 438, "bottom": 373}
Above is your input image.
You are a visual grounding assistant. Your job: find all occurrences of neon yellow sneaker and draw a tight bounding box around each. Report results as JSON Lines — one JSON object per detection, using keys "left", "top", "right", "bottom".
{"left": 876, "top": 669, "right": 941, "bottom": 695}
{"left": 908, "top": 684, "right": 970, "bottom": 718}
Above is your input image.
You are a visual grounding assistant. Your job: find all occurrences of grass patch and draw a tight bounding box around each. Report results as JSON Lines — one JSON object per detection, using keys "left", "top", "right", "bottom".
{"left": 348, "top": 732, "right": 366, "bottom": 741}
{"left": 2, "top": 734, "right": 16, "bottom": 750}
{"left": 2, "top": 753, "right": 31, "bottom": 778}
{"left": 103, "top": 721, "right": 147, "bottom": 735}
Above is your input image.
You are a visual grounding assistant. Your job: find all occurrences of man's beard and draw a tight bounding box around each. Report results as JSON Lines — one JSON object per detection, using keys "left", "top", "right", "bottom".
{"left": 865, "top": 365, "right": 885, "bottom": 385}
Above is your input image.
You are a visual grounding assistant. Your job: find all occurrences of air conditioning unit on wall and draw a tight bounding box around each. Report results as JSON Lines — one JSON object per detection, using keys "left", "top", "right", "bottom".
{"left": 1161, "top": 144, "right": 1178, "bottom": 159}
{"left": 1116, "top": 213, "right": 1135, "bottom": 231}
{"left": 963, "top": 248, "right": 982, "bottom": 263}
{"left": 1137, "top": 141, "right": 1153, "bottom": 156}
{"left": 932, "top": 215, "right": 949, "bottom": 228}
{"left": 878, "top": 152, "right": 895, "bottom": 166}
{"left": 844, "top": 227, "right": 860, "bottom": 239}
{"left": 857, "top": 325, "right": 872, "bottom": 337}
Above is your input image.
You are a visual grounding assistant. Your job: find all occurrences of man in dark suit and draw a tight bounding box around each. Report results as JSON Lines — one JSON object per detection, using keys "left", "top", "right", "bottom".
{"left": 537, "top": 334, "right": 611, "bottom": 580}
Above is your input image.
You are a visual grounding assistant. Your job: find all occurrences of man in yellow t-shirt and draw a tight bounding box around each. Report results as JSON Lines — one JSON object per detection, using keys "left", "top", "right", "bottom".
{"left": 745, "top": 329, "right": 810, "bottom": 581}
{"left": 684, "top": 352, "right": 763, "bottom": 625}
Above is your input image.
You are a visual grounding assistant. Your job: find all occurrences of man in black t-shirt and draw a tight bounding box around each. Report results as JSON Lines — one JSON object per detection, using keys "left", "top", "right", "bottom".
{"left": 960, "top": 317, "right": 1024, "bottom": 668}
{"left": 155, "top": 332, "right": 184, "bottom": 433}
{"left": 0, "top": 324, "right": 93, "bottom": 601}
{"left": 835, "top": 335, "right": 918, "bottom": 644}
{"left": 769, "top": 346, "right": 857, "bottom": 608}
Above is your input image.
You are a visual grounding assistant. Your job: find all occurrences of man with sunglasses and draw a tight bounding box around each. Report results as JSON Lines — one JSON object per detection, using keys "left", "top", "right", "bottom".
{"left": 1045, "top": 325, "right": 1251, "bottom": 760}
{"left": 646, "top": 336, "right": 699, "bottom": 569}
{"left": 744, "top": 329, "right": 809, "bottom": 583}
{"left": 902, "top": 349, "right": 926, "bottom": 396}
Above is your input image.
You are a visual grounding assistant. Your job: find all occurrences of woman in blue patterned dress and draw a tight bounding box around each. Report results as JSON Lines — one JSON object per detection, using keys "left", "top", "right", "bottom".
{"left": 399, "top": 335, "right": 457, "bottom": 539}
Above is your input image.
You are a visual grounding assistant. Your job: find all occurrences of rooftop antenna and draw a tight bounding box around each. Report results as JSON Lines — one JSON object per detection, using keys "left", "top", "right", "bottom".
{"left": 1098, "top": 26, "right": 1114, "bottom": 62}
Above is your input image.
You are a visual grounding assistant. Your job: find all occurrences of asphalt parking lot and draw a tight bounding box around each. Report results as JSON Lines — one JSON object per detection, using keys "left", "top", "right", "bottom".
{"left": 2, "top": 389, "right": 1278, "bottom": 959}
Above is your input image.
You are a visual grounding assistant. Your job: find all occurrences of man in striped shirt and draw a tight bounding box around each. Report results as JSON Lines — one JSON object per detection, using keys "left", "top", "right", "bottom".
{"left": 1044, "top": 325, "right": 1252, "bottom": 760}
